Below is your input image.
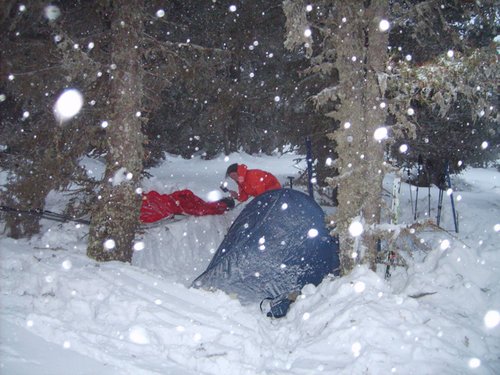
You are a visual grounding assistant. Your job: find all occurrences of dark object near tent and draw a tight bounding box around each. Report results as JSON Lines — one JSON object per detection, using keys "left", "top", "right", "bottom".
{"left": 192, "top": 188, "right": 340, "bottom": 318}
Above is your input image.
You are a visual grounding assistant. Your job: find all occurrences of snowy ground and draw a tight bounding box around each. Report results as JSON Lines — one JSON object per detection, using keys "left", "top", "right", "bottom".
{"left": 1, "top": 153, "right": 499, "bottom": 375}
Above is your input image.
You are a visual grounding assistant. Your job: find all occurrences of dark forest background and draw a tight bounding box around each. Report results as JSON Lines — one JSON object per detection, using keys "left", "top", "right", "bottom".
{"left": 0, "top": 0, "right": 497, "bottom": 265}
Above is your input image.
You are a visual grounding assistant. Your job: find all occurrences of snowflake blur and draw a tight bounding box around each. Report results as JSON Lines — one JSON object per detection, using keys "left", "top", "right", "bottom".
{"left": 349, "top": 221, "right": 363, "bottom": 237}
{"left": 53, "top": 89, "right": 83, "bottom": 122}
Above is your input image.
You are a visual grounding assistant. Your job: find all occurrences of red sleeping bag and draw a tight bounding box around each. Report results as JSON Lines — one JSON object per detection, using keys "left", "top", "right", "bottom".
{"left": 140, "top": 189, "right": 231, "bottom": 223}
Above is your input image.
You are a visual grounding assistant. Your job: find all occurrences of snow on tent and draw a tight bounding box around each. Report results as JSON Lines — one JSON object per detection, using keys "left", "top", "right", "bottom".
{"left": 192, "top": 188, "right": 340, "bottom": 318}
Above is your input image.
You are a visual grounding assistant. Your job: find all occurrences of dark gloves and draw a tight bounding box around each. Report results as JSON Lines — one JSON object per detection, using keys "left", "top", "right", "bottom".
{"left": 219, "top": 197, "right": 235, "bottom": 210}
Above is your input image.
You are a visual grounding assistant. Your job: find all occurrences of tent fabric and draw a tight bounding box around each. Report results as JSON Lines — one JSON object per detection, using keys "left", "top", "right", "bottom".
{"left": 140, "top": 190, "right": 230, "bottom": 223}
{"left": 192, "top": 188, "right": 340, "bottom": 311}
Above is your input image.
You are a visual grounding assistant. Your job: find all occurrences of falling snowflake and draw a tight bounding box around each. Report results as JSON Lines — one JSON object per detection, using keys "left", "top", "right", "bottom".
{"left": 110, "top": 167, "right": 133, "bottom": 186}
{"left": 207, "top": 190, "right": 222, "bottom": 202}
{"left": 104, "top": 239, "right": 116, "bottom": 250}
{"left": 44, "top": 5, "right": 61, "bottom": 21}
{"left": 379, "top": 19, "right": 390, "bottom": 32}
{"left": 373, "top": 127, "right": 388, "bottom": 141}
{"left": 440, "top": 239, "right": 450, "bottom": 250}
{"left": 128, "top": 325, "right": 150, "bottom": 345}
{"left": 348, "top": 221, "right": 363, "bottom": 237}
{"left": 54, "top": 89, "right": 83, "bottom": 122}
{"left": 468, "top": 358, "right": 481, "bottom": 369}
{"left": 307, "top": 228, "right": 319, "bottom": 238}
{"left": 258, "top": 236, "right": 266, "bottom": 250}
{"left": 353, "top": 281, "right": 366, "bottom": 293}
{"left": 484, "top": 310, "right": 500, "bottom": 328}
{"left": 351, "top": 342, "right": 362, "bottom": 357}
{"left": 133, "top": 242, "right": 145, "bottom": 251}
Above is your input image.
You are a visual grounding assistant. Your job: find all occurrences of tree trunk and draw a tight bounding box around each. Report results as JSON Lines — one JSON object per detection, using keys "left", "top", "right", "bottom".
{"left": 87, "top": 0, "right": 145, "bottom": 262}
{"left": 330, "top": 0, "right": 389, "bottom": 274}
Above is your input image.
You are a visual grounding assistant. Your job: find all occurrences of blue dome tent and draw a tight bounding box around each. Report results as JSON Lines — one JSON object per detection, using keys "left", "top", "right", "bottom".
{"left": 192, "top": 188, "right": 340, "bottom": 318}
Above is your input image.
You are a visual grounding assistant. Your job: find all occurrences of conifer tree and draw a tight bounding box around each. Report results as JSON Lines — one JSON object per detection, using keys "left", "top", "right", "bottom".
{"left": 0, "top": 1, "right": 104, "bottom": 237}
{"left": 284, "top": 0, "right": 390, "bottom": 273}
{"left": 284, "top": 0, "right": 498, "bottom": 274}
{"left": 87, "top": 0, "right": 145, "bottom": 262}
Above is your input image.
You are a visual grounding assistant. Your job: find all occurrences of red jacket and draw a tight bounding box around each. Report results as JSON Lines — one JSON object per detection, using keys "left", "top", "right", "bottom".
{"left": 234, "top": 164, "right": 281, "bottom": 202}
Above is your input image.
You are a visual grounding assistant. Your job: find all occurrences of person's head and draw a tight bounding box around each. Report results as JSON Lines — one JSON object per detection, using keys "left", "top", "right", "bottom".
{"left": 226, "top": 163, "right": 238, "bottom": 181}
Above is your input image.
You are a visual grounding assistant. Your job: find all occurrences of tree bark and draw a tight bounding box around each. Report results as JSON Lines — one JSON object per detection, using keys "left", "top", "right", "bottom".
{"left": 87, "top": 0, "right": 145, "bottom": 262}
{"left": 329, "top": 0, "right": 389, "bottom": 274}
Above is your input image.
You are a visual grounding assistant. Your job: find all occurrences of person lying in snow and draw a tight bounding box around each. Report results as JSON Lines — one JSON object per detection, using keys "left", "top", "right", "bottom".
{"left": 224, "top": 163, "right": 281, "bottom": 202}
{"left": 140, "top": 189, "right": 234, "bottom": 223}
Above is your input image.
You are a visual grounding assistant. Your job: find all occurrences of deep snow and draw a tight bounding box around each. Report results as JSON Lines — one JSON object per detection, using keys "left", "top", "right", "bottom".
{"left": 1, "top": 152, "right": 499, "bottom": 375}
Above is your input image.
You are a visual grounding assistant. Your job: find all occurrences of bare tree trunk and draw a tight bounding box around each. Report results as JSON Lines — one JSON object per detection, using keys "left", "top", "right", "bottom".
{"left": 329, "top": 0, "right": 389, "bottom": 274}
{"left": 87, "top": 0, "right": 145, "bottom": 262}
